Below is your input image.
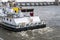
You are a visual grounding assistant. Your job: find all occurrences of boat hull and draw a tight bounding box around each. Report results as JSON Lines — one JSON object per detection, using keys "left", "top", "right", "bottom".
{"left": 0, "top": 23, "right": 46, "bottom": 32}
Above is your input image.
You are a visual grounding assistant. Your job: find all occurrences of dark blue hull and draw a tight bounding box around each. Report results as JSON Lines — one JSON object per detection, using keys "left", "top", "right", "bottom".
{"left": 0, "top": 23, "right": 46, "bottom": 32}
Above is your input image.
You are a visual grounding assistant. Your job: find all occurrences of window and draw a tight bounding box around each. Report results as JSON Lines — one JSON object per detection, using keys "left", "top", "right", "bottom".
{"left": 7, "top": 18, "right": 8, "bottom": 21}
{"left": 21, "top": 9, "right": 34, "bottom": 12}
{"left": 10, "top": 19, "right": 11, "bottom": 22}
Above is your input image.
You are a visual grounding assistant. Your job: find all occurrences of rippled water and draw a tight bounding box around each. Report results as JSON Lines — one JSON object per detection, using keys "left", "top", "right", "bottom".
{"left": 0, "top": 6, "right": 60, "bottom": 40}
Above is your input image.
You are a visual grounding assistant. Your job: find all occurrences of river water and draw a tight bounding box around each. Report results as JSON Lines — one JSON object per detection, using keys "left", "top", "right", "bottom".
{"left": 0, "top": 6, "right": 60, "bottom": 40}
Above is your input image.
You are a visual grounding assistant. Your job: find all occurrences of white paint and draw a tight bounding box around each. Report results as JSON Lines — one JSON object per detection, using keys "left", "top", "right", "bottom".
{"left": 3, "top": 17, "right": 16, "bottom": 25}
{"left": 14, "top": 17, "right": 29, "bottom": 25}
{"left": 0, "top": 8, "right": 7, "bottom": 16}
{"left": 14, "top": 16, "right": 41, "bottom": 25}
{"left": 30, "top": 16, "right": 41, "bottom": 23}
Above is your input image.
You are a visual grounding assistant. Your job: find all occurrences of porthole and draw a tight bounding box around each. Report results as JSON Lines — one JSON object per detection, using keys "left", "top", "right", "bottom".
{"left": 7, "top": 18, "right": 8, "bottom": 21}
{"left": 10, "top": 19, "right": 11, "bottom": 22}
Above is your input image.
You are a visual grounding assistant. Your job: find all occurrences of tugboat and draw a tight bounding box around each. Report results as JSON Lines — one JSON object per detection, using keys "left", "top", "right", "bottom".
{"left": 0, "top": 1, "right": 46, "bottom": 32}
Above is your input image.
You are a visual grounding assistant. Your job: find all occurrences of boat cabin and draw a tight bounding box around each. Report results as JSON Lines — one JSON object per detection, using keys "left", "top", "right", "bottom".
{"left": 2, "top": 7, "right": 34, "bottom": 26}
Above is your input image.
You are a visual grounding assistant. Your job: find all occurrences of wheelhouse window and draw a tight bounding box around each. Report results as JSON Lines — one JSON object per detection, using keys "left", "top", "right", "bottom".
{"left": 21, "top": 9, "right": 34, "bottom": 12}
